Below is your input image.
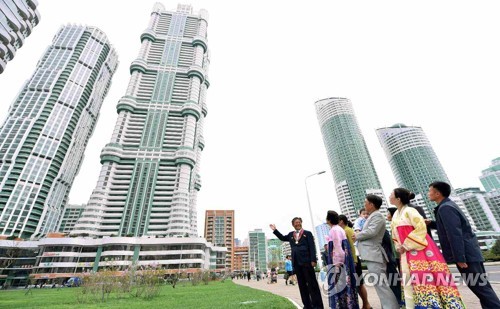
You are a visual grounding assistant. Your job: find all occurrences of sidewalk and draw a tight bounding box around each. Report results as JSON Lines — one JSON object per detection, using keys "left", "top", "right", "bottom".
{"left": 233, "top": 275, "right": 500, "bottom": 309}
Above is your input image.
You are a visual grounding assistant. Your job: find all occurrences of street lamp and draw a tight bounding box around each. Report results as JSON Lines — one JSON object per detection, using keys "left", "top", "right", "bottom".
{"left": 305, "top": 170, "right": 326, "bottom": 266}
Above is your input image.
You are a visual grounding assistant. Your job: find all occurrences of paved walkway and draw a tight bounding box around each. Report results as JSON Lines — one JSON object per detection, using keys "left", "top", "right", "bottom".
{"left": 233, "top": 274, "right": 500, "bottom": 308}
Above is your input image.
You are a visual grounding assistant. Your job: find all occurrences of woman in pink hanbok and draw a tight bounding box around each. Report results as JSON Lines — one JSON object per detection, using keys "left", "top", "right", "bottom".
{"left": 390, "top": 188, "right": 465, "bottom": 309}
{"left": 325, "top": 210, "right": 359, "bottom": 309}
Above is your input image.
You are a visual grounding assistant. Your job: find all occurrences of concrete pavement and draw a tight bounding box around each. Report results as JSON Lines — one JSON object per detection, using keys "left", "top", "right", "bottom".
{"left": 233, "top": 274, "right": 500, "bottom": 309}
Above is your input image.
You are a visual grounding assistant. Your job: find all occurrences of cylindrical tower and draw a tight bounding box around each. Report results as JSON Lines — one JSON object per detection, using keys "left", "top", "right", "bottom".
{"left": 376, "top": 124, "right": 449, "bottom": 216}
{"left": 315, "top": 97, "right": 386, "bottom": 219}
{"left": 376, "top": 123, "right": 475, "bottom": 228}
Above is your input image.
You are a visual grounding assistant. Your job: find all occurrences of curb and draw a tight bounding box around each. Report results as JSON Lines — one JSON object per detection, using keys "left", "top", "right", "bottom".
{"left": 286, "top": 297, "right": 302, "bottom": 309}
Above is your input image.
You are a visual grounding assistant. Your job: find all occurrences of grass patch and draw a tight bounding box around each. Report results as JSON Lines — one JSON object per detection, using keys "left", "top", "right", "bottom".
{"left": 0, "top": 280, "right": 295, "bottom": 308}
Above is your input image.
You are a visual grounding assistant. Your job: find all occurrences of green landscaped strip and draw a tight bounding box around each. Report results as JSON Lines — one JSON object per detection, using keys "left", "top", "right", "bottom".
{"left": 0, "top": 281, "right": 295, "bottom": 309}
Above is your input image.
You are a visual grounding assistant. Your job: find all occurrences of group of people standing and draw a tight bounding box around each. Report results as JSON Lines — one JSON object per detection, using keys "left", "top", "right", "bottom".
{"left": 271, "top": 181, "right": 500, "bottom": 309}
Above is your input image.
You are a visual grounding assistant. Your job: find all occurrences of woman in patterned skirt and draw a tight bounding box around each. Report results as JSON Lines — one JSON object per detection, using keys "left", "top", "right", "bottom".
{"left": 325, "top": 210, "right": 359, "bottom": 309}
{"left": 390, "top": 188, "right": 465, "bottom": 309}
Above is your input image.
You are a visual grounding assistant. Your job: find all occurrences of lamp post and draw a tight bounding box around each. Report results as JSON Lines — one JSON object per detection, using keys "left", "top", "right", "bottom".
{"left": 305, "top": 170, "right": 326, "bottom": 266}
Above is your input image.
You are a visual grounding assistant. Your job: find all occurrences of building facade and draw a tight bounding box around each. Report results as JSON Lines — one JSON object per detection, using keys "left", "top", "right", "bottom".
{"left": 315, "top": 97, "right": 387, "bottom": 219}
{"left": 486, "top": 191, "right": 500, "bottom": 226}
{"left": 266, "top": 238, "right": 283, "bottom": 268}
{"left": 455, "top": 188, "right": 500, "bottom": 232}
{"left": 0, "top": 25, "right": 118, "bottom": 239}
{"left": 281, "top": 241, "right": 291, "bottom": 260}
{"left": 0, "top": 0, "right": 40, "bottom": 74}
{"left": 0, "top": 238, "right": 38, "bottom": 287}
{"left": 234, "top": 238, "right": 241, "bottom": 247}
{"left": 204, "top": 210, "right": 234, "bottom": 270}
{"left": 57, "top": 204, "right": 85, "bottom": 233}
{"left": 315, "top": 223, "right": 330, "bottom": 249}
{"left": 233, "top": 246, "right": 249, "bottom": 272}
{"left": 480, "top": 158, "right": 500, "bottom": 193}
{"left": 73, "top": 4, "right": 210, "bottom": 238}
{"left": 0, "top": 235, "right": 226, "bottom": 286}
{"left": 248, "top": 229, "right": 267, "bottom": 271}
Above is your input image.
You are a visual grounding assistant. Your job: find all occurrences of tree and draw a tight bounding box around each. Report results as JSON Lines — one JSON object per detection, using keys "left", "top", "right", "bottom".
{"left": 491, "top": 239, "right": 500, "bottom": 256}
{"left": 0, "top": 240, "right": 22, "bottom": 269}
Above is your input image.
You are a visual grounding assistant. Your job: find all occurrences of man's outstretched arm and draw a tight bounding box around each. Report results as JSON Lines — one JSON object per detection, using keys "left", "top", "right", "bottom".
{"left": 270, "top": 224, "right": 288, "bottom": 241}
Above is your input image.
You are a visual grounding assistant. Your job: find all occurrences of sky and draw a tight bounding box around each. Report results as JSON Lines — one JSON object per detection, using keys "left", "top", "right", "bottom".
{"left": 0, "top": 1, "right": 499, "bottom": 242}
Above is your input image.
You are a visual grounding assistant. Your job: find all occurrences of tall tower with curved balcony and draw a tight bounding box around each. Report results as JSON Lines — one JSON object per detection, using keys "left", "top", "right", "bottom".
{"left": 315, "top": 97, "right": 387, "bottom": 220}
{"left": 0, "top": 25, "right": 118, "bottom": 239}
{"left": 376, "top": 124, "right": 476, "bottom": 228}
{"left": 73, "top": 4, "right": 210, "bottom": 238}
{"left": 0, "top": 0, "right": 41, "bottom": 74}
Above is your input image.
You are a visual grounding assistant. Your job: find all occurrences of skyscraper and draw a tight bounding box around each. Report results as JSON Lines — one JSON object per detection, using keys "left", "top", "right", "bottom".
{"left": 249, "top": 229, "right": 267, "bottom": 271}
{"left": 204, "top": 210, "right": 234, "bottom": 270}
{"left": 73, "top": 4, "right": 209, "bottom": 238}
{"left": 0, "top": 0, "right": 40, "bottom": 74}
{"left": 480, "top": 158, "right": 500, "bottom": 192}
{"left": 376, "top": 124, "right": 475, "bottom": 226}
{"left": 315, "top": 97, "right": 387, "bottom": 219}
{"left": 315, "top": 223, "right": 329, "bottom": 249}
{"left": 0, "top": 25, "right": 117, "bottom": 239}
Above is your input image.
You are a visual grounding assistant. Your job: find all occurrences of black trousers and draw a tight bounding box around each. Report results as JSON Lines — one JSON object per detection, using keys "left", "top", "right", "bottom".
{"left": 294, "top": 263, "right": 323, "bottom": 309}
{"left": 457, "top": 262, "right": 500, "bottom": 309}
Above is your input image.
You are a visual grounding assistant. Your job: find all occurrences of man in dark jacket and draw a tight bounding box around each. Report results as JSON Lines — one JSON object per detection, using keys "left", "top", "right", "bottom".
{"left": 270, "top": 218, "right": 323, "bottom": 309}
{"left": 320, "top": 244, "right": 328, "bottom": 268}
{"left": 427, "top": 181, "right": 500, "bottom": 309}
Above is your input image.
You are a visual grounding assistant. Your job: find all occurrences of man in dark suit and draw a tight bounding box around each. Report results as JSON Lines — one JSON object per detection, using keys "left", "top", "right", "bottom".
{"left": 270, "top": 217, "right": 323, "bottom": 309}
{"left": 427, "top": 181, "right": 500, "bottom": 309}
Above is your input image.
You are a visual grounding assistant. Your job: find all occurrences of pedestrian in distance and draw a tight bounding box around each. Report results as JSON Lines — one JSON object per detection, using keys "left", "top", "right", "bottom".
{"left": 284, "top": 255, "right": 295, "bottom": 285}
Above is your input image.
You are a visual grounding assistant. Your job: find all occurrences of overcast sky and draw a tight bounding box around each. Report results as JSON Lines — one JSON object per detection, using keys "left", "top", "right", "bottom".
{"left": 1, "top": 1, "right": 499, "bottom": 241}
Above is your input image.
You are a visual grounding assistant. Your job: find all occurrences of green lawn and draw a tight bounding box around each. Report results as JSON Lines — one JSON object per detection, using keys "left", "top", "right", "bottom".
{"left": 0, "top": 281, "right": 295, "bottom": 308}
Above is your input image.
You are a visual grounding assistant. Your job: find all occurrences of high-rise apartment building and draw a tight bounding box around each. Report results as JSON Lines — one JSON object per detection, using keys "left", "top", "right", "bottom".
{"left": 73, "top": 4, "right": 210, "bottom": 237}
{"left": 455, "top": 188, "right": 500, "bottom": 232}
{"left": 0, "top": 0, "right": 40, "bottom": 74}
{"left": 480, "top": 158, "right": 500, "bottom": 192}
{"left": 204, "top": 210, "right": 234, "bottom": 270}
{"left": 376, "top": 124, "right": 475, "bottom": 227}
{"left": 57, "top": 203, "right": 85, "bottom": 233}
{"left": 233, "top": 246, "right": 249, "bottom": 271}
{"left": 486, "top": 191, "right": 500, "bottom": 225}
{"left": 234, "top": 238, "right": 241, "bottom": 247}
{"left": 315, "top": 97, "right": 387, "bottom": 219}
{"left": 0, "top": 25, "right": 117, "bottom": 239}
{"left": 281, "top": 241, "right": 291, "bottom": 260}
{"left": 315, "top": 223, "right": 329, "bottom": 249}
{"left": 249, "top": 229, "right": 267, "bottom": 271}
